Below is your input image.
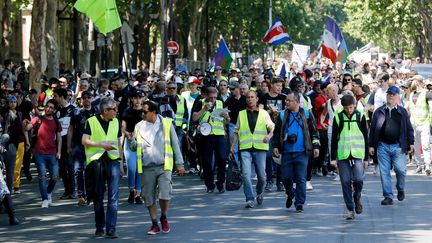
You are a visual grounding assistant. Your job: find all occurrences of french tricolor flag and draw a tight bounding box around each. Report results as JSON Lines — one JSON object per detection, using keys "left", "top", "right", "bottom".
{"left": 321, "top": 16, "right": 349, "bottom": 64}
{"left": 262, "top": 18, "right": 291, "bottom": 46}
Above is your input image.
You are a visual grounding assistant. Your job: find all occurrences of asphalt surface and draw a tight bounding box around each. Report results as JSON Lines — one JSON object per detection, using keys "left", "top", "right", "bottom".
{"left": 1, "top": 167, "right": 431, "bottom": 242}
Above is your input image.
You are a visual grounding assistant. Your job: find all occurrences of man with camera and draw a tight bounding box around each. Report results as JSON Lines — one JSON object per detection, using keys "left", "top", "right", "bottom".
{"left": 272, "top": 90, "right": 320, "bottom": 213}
{"left": 192, "top": 87, "right": 230, "bottom": 193}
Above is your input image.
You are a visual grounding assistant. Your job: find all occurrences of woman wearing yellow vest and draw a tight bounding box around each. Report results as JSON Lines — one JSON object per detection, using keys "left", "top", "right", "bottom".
{"left": 230, "top": 91, "right": 274, "bottom": 208}
{"left": 330, "top": 94, "right": 368, "bottom": 220}
{"left": 133, "top": 100, "right": 185, "bottom": 235}
{"left": 82, "top": 98, "right": 125, "bottom": 238}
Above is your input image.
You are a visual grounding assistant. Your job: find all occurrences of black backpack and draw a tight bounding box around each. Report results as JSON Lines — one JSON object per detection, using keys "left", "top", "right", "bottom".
{"left": 225, "top": 158, "right": 242, "bottom": 191}
{"left": 337, "top": 110, "right": 361, "bottom": 136}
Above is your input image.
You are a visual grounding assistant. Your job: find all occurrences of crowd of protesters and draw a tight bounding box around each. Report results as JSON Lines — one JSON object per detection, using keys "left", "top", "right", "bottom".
{"left": 0, "top": 53, "right": 429, "bottom": 236}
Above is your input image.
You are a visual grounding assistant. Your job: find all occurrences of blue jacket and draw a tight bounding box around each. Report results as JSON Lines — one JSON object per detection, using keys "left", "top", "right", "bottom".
{"left": 369, "top": 105, "right": 414, "bottom": 154}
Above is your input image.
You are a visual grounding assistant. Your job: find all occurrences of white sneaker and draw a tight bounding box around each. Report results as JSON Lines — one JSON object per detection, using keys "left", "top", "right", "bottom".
{"left": 41, "top": 200, "right": 49, "bottom": 208}
{"left": 333, "top": 175, "right": 340, "bottom": 181}
{"left": 47, "top": 193, "right": 52, "bottom": 206}
{"left": 306, "top": 181, "right": 313, "bottom": 191}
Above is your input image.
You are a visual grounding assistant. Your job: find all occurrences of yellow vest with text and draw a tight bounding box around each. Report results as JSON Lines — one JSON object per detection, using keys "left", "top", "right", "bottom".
{"left": 238, "top": 109, "right": 269, "bottom": 151}
{"left": 136, "top": 117, "right": 174, "bottom": 173}
{"left": 334, "top": 111, "right": 365, "bottom": 160}
{"left": 200, "top": 99, "right": 225, "bottom": 136}
{"left": 85, "top": 116, "right": 120, "bottom": 165}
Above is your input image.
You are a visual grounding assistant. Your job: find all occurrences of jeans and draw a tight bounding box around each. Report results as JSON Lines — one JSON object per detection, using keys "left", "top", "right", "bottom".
{"left": 414, "top": 122, "right": 431, "bottom": 167}
{"left": 88, "top": 157, "right": 120, "bottom": 233}
{"left": 4, "top": 143, "right": 17, "bottom": 191}
{"left": 72, "top": 144, "right": 86, "bottom": 197}
{"left": 124, "top": 139, "right": 141, "bottom": 192}
{"left": 175, "top": 126, "right": 184, "bottom": 154}
{"left": 34, "top": 154, "right": 59, "bottom": 200}
{"left": 228, "top": 123, "right": 239, "bottom": 165}
{"left": 337, "top": 159, "right": 364, "bottom": 211}
{"left": 281, "top": 151, "right": 308, "bottom": 206}
{"left": 240, "top": 151, "right": 266, "bottom": 202}
{"left": 377, "top": 142, "right": 406, "bottom": 199}
{"left": 59, "top": 137, "right": 75, "bottom": 195}
{"left": 202, "top": 135, "right": 227, "bottom": 190}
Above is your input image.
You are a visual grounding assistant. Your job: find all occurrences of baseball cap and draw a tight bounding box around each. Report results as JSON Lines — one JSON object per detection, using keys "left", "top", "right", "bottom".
{"left": 131, "top": 89, "right": 144, "bottom": 97}
{"left": 7, "top": 96, "right": 17, "bottom": 102}
{"left": 188, "top": 76, "right": 202, "bottom": 86}
{"left": 386, "top": 86, "right": 400, "bottom": 94}
{"left": 229, "top": 81, "right": 240, "bottom": 89}
{"left": 401, "top": 81, "right": 412, "bottom": 89}
{"left": 80, "top": 73, "right": 91, "bottom": 80}
{"left": 81, "top": 90, "right": 93, "bottom": 97}
{"left": 215, "top": 66, "right": 222, "bottom": 71}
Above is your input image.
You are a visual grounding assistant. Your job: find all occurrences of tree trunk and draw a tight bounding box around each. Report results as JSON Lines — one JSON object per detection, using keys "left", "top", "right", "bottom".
{"left": 45, "top": 0, "right": 59, "bottom": 79}
{"left": 1, "top": 0, "right": 11, "bottom": 61}
{"left": 78, "top": 15, "right": 90, "bottom": 73}
{"left": 29, "top": 0, "right": 47, "bottom": 91}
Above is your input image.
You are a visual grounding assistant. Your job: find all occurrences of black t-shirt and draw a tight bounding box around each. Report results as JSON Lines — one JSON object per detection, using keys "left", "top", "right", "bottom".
{"left": 122, "top": 107, "right": 143, "bottom": 132}
{"left": 224, "top": 95, "right": 246, "bottom": 124}
{"left": 56, "top": 104, "right": 76, "bottom": 138}
{"left": 259, "top": 93, "right": 287, "bottom": 122}
{"left": 17, "top": 100, "right": 33, "bottom": 121}
{"left": 70, "top": 107, "right": 97, "bottom": 144}
{"left": 83, "top": 115, "right": 122, "bottom": 137}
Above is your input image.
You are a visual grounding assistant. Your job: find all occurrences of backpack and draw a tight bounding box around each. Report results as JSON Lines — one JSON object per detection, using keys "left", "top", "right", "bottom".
{"left": 225, "top": 158, "right": 242, "bottom": 191}
{"left": 158, "top": 97, "right": 176, "bottom": 120}
{"left": 31, "top": 116, "right": 60, "bottom": 148}
{"left": 337, "top": 110, "right": 361, "bottom": 136}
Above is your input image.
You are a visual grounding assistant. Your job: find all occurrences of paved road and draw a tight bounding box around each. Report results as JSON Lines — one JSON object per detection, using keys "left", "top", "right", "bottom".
{"left": 1, "top": 167, "right": 431, "bottom": 242}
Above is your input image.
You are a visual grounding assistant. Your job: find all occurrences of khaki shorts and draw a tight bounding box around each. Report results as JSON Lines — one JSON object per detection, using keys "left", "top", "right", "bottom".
{"left": 141, "top": 166, "right": 172, "bottom": 207}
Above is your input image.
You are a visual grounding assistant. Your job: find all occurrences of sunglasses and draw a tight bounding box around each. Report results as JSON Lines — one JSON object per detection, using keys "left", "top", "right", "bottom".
{"left": 167, "top": 87, "right": 176, "bottom": 90}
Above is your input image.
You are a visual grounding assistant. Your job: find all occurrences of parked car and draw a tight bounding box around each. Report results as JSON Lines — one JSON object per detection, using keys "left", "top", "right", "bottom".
{"left": 410, "top": 64, "right": 432, "bottom": 78}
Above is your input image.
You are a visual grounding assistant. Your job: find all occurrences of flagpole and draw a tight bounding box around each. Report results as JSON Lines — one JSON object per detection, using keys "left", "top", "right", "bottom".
{"left": 268, "top": 0, "right": 273, "bottom": 60}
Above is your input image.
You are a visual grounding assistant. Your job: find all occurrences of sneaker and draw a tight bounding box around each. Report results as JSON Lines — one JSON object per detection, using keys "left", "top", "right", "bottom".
{"left": 381, "top": 197, "right": 394, "bottom": 205}
{"left": 95, "top": 230, "right": 104, "bottom": 237}
{"left": 333, "top": 175, "right": 340, "bottom": 181}
{"left": 245, "top": 200, "right": 255, "bottom": 208}
{"left": 286, "top": 196, "right": 293, "bottom": 209}
{"left": 128, "top": 190, "right": 135, "bottom": 204}
{"left": 265, "top": 181, "right": 273, "bottom": 192}
{"left": 13, "top": 188, "right": 20, "bottom": 194}
{"left": 397, "top": 191, "right": 405, "bottom": 201}
{"left": 78, "top": 196, "right": 86, "bottom": 206}
{"left": 41, "top": 199, "right": 49, "bottom": 208}
{"left": 415, "top": 166, "right": 423, "bottom": 174}
{"left": 206, "top": 188, "right": 214, "bottom": 193}
{"left": 188, "top": 168, "right": 198, "bottom": 175}
{"left": 256, "top": 194, "right": 263, "bottom": 205}
{"left": 9, "top": 215, "right": 19, "bottom": 225}
{"left": 68, "top": 192, "right": 77, "bottom": 199}
{"left": 306, "top": 181, "right": 313, "bottom": 191}
{"left": 354, "top": 197, "right": 363, "bottom": 214}
{"left": 161, "top": 218, "right": 170, "bottom": 233}
{"left": 105, "top": 230, "right": 118, "bottom": 239}
{"left": 295, "top": 204, "right": 303, "bottom": 213}
{"left": 147, "top": 225, "right": 160, "bottom": 235}
{"left": 60, "top": 192, "right": 70, "bottom": 200}
{"left": 276, "top": 182, "right": 285, "bottom": 192}
{"left": 316, "top": 168, "right": 323, "bottom": 177}
{"left": 425, "top": 167, "right": 431, "bottom": 176}
{"left": 373, "top": 165, "right": 379, "bottom": 175}
{"left": 217, "top": 186, "right": 225, "bottom": 193}
{"left": 346, "top": 210, "right": 355, "bottom": 220}
{"left": 47, "top": 193, "right": 52, "bottom": 205}
{"left": 135, "top": 196, "right": 143, "bottom": 204}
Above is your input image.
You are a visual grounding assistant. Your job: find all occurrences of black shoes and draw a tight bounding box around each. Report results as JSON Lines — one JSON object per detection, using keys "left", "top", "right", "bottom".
{"left": 256, "top": 194, "right": 264, "bottom": 205}
{"left": 354, "top": 197, "right": 363, "bottom": 214}
{"left": 9, "top": 215, "right": 19, "bottom": 225}
{"left": 135, "top": 196, "right": 143, "bottom": 204}
{"left": 206, "top": 188, "right": 214, "bottom": 193}
{"left": 381, "top": 197, "right": 394, "bottom": 205}
{"left": 397, "top": 191, "right": 405, "bottom": 201}
{"left": 95, "top": 230, "right": 104, "bottom": 237}
{"left": 286, "top": 196, "right": 293, "bottom": 209}
{"left": 105, "top": 230, "right": 118, "bottom": 239}
{"left": 295, "top": 204, "right": 304, "bottom": 213}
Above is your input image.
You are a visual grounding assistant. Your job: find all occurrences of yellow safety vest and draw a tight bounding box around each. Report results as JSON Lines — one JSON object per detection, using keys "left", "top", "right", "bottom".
{"left": 334, "top": 111, "right": 365, "bottom": 160}
{"left": 85, "top": 116, "right": 120, "bottom": 165}
{"left": 238, "top": 109, "right": 269, "bottom": 151}
{"left": 410, "top": 91, "right": 430, "bottom": 125}
{"left": 136, "top": 117, "right": 174, "bottom": 173}
{"left": 175, "top": 95, "right": 186, "bottom": 127}
{"left": 200, "top": 99, "right": 225, "bottom": 136}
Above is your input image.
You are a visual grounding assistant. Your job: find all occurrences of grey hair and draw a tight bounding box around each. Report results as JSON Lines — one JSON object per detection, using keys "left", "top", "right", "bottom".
{"left": 100, "top": 97, "right": 116, "bottom": 112}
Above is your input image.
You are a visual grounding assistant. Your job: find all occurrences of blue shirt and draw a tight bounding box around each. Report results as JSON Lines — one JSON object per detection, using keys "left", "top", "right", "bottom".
{"left": 283, "top": 111, "right": 305, "bottom": 152}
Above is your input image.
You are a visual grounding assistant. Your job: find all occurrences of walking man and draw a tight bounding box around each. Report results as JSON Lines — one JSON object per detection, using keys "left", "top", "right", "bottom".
{"left": 330, "top": 94, "right": 368, "bottom": 220}
{"left": 369, "top": 86, "right": 415, "bottom": 205}
{"left": 273, "top": 91, "right": 320, "bottom": 213}
{"left": 134, "top": 100, "right": 185, "bottom": 235}
{"left": 230, "top": 91, "right": 274, "bottom": 208}
{"left": 82, "top": 97, "right": 125, "bottom": 238}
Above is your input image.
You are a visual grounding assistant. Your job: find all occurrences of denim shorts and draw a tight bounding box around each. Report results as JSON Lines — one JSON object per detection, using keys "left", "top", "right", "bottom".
{"left": 141, "top": 166, "right": 172, "bottom": 207}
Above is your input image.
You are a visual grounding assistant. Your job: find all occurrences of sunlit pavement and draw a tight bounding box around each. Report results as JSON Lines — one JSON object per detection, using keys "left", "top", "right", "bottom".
{"left": 1, "top": 167, "right": 431, "bottom": 242}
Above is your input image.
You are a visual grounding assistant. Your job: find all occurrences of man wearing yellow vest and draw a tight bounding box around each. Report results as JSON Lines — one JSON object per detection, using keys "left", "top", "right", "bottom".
{"left": 166, "top": 81, "right": 188, "bottom": 159}
{"left": 230, "top": 91, "right": 274, "bottom": 208}
{"left": 192, "top": 87, "right": 230, "bottom": 193}
{"left": 133, "top": 100, "right": 185, "bottom": 235}
{"left": 82, "top": 98, "right": 125, "bottom": 238}
{"left": 330, "top": 94, "right": 368, "bottom": 220}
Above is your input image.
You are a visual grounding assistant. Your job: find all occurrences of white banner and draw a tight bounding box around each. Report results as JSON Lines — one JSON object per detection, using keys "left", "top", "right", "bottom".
{"left": 291, "top": 44, "right": 310, "bottom": 67}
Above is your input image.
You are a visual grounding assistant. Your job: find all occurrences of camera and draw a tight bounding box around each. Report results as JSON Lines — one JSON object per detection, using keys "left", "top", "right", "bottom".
{"left": 286, "top": 134, "right": 298, "bottom": 144}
